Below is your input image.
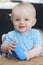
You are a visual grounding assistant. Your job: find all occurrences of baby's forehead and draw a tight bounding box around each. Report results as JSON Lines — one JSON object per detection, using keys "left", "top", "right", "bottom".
{"left": 13, "top": 4, "right": 35, "bottom": 12}
{"left": 12, "top": 3, "right": 36, "bottom": 17}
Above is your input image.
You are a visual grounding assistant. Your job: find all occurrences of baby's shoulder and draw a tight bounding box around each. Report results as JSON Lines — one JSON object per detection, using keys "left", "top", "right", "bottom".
{"left": 30, "top": 29, "right": 41, "bottom": 38}
{"left": 31, "top": 29, "right": 40, "bottom": 34}
{"left": 7, "top": 30, "right": 15, "bottom": 35}
{"left": 6, "top": 30, "right": 16, "bottom": 37}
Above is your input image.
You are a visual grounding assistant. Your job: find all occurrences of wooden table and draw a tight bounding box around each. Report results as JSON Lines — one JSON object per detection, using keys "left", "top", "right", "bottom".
{"left": 0, "top": 57, "right": 43, "bottom": 65}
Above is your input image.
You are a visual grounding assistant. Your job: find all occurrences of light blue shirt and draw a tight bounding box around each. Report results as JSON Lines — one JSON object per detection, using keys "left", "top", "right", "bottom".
{"left": 4, "top": 28, "right": 42, "bottom": 51}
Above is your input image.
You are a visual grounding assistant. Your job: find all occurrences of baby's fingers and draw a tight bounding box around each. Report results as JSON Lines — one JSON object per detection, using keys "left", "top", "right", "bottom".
{"left": 10, "top": 45, "right": 16, "bottom": 48}
{"left": 8, "top": 50, "right": 12, "bottom": 54}
{"left": 11, "top": 40, "right": 16, "bottom": 45}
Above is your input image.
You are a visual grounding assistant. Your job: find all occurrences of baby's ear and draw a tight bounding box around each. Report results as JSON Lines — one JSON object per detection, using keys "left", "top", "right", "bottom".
{"left": 32, "top": 18, "right": 37, "bottom": 26}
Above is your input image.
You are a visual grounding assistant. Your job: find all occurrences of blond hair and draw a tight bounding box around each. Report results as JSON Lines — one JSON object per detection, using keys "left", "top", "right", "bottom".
{"left": 11, "top": 2, "right": 36, "bottom": 21}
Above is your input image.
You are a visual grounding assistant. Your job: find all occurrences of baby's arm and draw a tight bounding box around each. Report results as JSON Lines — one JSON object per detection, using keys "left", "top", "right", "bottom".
{"left": 1, "top": 41, "right": 16, "bottom": 54}
{"left": 1, "top": 42, "right": 27, "bottom": 60}
{"left": 24, "top": 44, "right": 42, "bottom": 60}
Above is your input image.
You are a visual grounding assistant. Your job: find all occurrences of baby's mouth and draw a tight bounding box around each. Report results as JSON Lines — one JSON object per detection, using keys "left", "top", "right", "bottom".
{"left": 19, "top": 26, "right": 25, "bottom": 28}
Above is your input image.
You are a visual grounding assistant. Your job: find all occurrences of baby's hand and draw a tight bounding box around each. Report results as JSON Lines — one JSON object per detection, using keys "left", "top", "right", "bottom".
{"left": 24, "top": 51, "right": 30, "bottom": 60}
{"left": 6, "top": 41, "right": 16, "bottom": 54}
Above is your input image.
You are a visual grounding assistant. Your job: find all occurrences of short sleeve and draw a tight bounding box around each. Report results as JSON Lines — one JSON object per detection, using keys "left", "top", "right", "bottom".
{"left": 33, "top": 30, "right": 42, "bottom": 45}
{"left": 3, "top": 30, "right": 16, "bottom": 44}
{"left": 3, "top": 34, "right": 12, "bottom": 43}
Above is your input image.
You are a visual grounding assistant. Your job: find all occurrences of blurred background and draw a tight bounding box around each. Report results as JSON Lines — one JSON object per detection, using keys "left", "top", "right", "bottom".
{"left": 0, "top": 0, "right": 43, "bottom": 3}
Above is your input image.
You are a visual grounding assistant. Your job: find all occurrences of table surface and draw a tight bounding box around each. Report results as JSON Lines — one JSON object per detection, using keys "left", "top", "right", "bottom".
{"left": 0, "top": 57, "right": 43, "bottom": 65}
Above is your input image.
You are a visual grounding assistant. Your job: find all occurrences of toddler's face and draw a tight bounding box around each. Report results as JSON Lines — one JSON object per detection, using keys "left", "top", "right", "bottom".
{"left": 12, "top": 7, "right": 36, "bottom": 33}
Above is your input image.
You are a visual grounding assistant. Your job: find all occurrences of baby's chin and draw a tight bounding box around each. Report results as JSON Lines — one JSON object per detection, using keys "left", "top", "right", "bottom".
{"left": 18, "top": 29, "right": 29, "bottom": 34}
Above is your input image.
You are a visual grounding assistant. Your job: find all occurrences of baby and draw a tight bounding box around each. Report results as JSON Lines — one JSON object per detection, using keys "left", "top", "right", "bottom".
{"left": 1, "top": 2, "right": 42, "bottom": 60}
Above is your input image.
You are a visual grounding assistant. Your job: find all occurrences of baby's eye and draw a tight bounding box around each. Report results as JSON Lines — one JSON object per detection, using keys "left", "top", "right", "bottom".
{"left": 15, "top": 19, "right": 20, "bottom": 21}
{"left": 25, "top": 19, "right": 29, "bottom": 21}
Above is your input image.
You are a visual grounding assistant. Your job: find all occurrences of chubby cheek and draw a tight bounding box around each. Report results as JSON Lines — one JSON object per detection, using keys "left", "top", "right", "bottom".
{"left": 27, "top": 23, "right": 32, "bottom": 29}
{"left": 13, "top": 22, "right": 19, "bottom": 29}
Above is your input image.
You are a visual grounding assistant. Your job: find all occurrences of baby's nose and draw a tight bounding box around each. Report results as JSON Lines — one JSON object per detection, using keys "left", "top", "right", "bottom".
{"left": 20, "top": 19, "right": 25, "bottom": 24}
